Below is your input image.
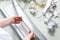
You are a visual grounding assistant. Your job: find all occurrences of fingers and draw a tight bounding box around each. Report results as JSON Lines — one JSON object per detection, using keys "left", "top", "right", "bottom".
{"left": 24, "top": 31, "right": 35, "bottom": 40}
{"left": 12, "top": 16, "right": 22, "bottom": 24}
{"left": 15, "top": 16, "right": 22, "bottom": 22}
{"left": 28, "top": 31, "right": 35, "bottom": 39}
{"left": 29, "top": 31, "right": 34, "bottom": 37}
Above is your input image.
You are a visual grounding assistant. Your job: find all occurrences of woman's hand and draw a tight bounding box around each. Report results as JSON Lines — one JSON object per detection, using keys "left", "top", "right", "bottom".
{"left": 11, "top": 16, "right": 22, "bottom": 24}
{"left": 0, "top": 16, "right": 22, "bottom": 28}
{"left": 24, "top": 31, "right": 35, "bottom": 40}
